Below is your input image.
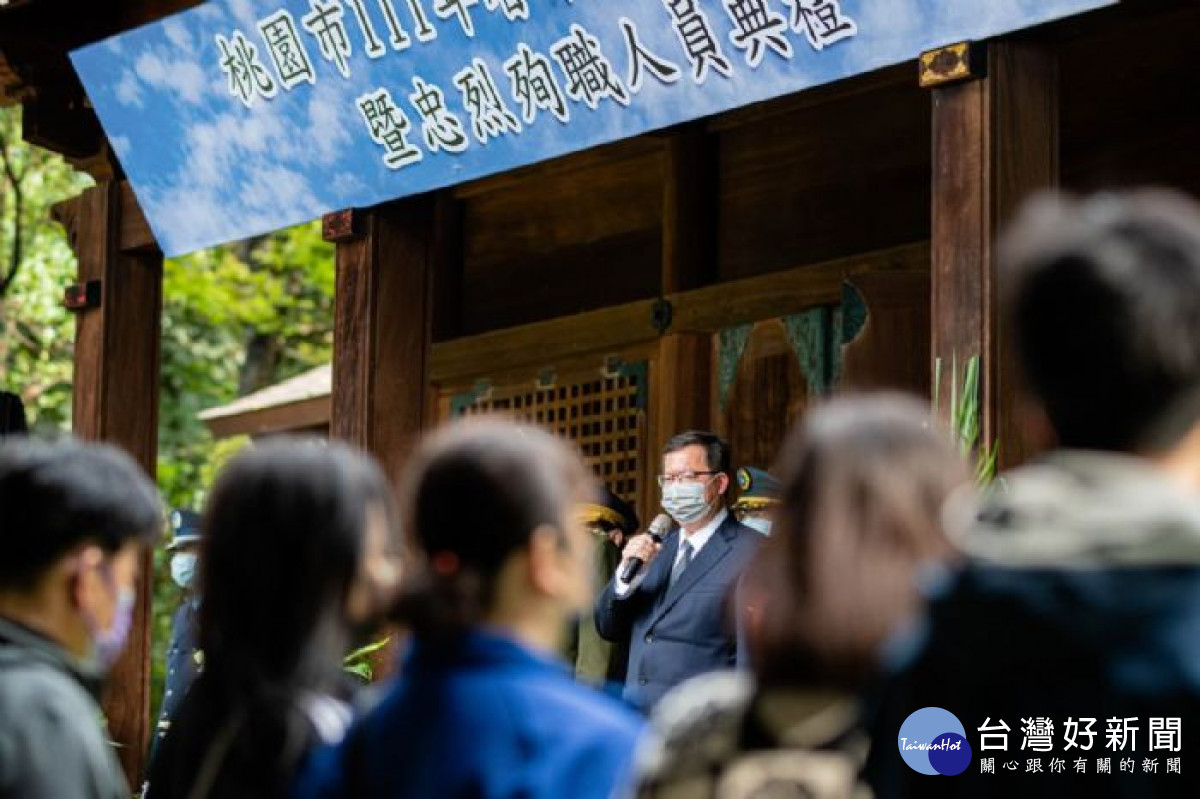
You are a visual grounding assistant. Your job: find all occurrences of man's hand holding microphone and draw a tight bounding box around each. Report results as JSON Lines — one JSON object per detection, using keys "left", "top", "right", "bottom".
{"left": 618, "top": 514, "right": 673, "bottom": 584}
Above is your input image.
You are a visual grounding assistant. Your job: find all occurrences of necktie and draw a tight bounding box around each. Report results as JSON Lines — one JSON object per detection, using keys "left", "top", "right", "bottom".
{"left": 670, "top": 539, "right": 694, "bottom": 588}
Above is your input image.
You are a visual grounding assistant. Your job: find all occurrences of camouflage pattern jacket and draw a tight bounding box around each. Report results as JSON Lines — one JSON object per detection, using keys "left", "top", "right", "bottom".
{"left": 633, "top": 670, "right": 872, "bottom": 799}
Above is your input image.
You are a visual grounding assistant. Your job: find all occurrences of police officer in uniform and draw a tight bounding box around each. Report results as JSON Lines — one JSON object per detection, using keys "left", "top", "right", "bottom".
{"left": 732, "top": 467, "right": 782, "bottom": 668}
{"left": 732, "top": 467, "right": 781, "bottom": 536}
{"left": 152, "top": 509, "right": 204, "bottom": 758}
{"left": 567, "top": 486, "right": 639, "bottom": 689}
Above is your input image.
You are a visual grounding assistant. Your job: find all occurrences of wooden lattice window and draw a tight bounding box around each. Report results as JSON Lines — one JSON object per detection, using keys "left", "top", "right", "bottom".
{"left": 450, "top": 364, "right": 647, "bottom": 504}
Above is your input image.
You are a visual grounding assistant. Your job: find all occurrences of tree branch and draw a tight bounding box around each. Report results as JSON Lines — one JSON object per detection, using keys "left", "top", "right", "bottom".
{"left": 0, "top": 123, "right": 26, "bottom": 299}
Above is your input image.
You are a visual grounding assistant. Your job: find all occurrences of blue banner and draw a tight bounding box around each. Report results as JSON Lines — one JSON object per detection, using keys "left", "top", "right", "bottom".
{"left": 72, "top": 0, "right": 1113, "bottom": 256}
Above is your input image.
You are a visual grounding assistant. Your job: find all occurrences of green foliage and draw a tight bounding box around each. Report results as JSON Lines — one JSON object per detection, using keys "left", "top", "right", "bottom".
{"left": 157, "top": 226, "right": 335, "bottom": 508}
{"left": 934, "top": 354, "right": 999, "bottom": 485}
{"left": 153, "top": 229, "right": 334, "bottom": 724}
{"left": 0, "top": 105, "right": 336, "bottom": 730}
{"left": 343, "top": 637, "right": 392, "bottom": 684}
{"left": 0, "top": 107, "right": 94, "bottom": 430}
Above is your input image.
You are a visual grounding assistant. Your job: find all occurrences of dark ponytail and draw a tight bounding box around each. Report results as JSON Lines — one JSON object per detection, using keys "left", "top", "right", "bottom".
{"left": 152, "top": 439, "right": 396, "bottom": 799}
{"left": 392, "top": 418, "right": 590, "bottom": 641}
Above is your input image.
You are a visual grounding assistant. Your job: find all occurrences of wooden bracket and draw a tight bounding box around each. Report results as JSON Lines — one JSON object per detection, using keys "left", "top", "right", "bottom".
{"left": 919, "top": 41, "right": 987, "bottom": 89}
{"left": 63, "top": 279, "right": 102, "bottom": 311}
{"left": 651, "top": 298, "right": 673, "bottom": 335}
{"left": 322, "top": 208, "right": 360, "bottom": 242}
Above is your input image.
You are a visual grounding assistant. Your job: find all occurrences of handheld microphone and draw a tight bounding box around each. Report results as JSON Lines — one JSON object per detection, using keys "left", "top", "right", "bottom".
{"left": 618, "top": 514, "right": 673, "bottom": 583}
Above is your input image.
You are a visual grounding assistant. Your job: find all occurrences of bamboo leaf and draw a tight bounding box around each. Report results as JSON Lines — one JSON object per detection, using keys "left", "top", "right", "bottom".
{"left": 343, "top": 636, "right": 391, "bottom": 665}
{"left": 933, "top": 352, "right": 998, "bottom": 486}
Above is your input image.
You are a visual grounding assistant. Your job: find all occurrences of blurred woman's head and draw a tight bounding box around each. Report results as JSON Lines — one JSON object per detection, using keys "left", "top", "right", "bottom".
{"left": 199, "top": 438, "right": 399, "bottom": 694}
{"left": 394, "top": 417, "right": 596, "bottom": 648}
{"left": 748, "top": 394, "right": 968, "bottom": 689}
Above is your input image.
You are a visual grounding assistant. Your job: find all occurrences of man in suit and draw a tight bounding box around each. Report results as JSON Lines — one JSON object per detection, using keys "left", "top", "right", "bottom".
{"left": 594, "top": 430, "right": 761, "bottom": 712}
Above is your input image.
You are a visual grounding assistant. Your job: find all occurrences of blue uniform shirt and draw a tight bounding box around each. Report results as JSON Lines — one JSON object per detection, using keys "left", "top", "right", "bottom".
{"left": 294, "top": 629, "right": 646, "bottom": 799}
{"left": 153, "top": 595, "right": 200, "bottom": 753}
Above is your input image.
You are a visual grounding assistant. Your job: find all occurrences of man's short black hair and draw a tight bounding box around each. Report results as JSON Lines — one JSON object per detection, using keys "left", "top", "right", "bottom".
{"left": 0, "top": 438, "right": 163, "bottom": 589}
{"left": 1001, "top": 190, "right": 1200, "bottom": 452}
{"left": 662, "top": 430, "right": 731, "bottom": 475}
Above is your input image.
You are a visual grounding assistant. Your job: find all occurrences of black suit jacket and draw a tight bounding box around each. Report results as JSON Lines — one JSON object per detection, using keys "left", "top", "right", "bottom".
{"left": 594, "top": 513, "right": 761, "bottom": 712}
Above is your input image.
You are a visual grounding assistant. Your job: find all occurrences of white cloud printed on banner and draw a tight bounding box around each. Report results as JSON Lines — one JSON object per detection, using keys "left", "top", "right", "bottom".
{"left": 72, "top": 0, "right": 1114, "bottom": 256}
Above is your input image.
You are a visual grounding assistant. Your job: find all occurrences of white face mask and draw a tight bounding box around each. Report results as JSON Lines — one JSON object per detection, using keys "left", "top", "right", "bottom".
{"left": 170, "top": 553, "right": 198, "bottom": 589}
{"left": 742, "top": 516, "right": 772, "bottom": 536}
{"left": 661, "top": 478, "right": 716, "bottom": 526}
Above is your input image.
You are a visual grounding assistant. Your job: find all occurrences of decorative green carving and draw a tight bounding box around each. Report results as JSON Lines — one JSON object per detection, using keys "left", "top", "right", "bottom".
{"left": 449, "top": 378, "right": 493, "bottom": 417}
{"left": 785, "top": 308, "right": 834, "bottom": 396}
{"left": 783, "top": 282, "right": 871, "bottom": 396}
{"left": 717, "top": 324, "right": 753, "bottom": 413}
{"left": 842, "top": 282, "right": 868, "bottom": 344}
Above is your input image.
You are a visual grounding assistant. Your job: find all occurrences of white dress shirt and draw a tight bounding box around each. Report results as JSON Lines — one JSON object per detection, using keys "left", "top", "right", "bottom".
{"left": 614, "top": 508, "right": 728, "bottom": 597}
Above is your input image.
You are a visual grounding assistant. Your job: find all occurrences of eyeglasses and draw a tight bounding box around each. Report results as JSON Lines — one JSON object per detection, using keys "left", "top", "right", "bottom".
{"left": 657, "top": 470, "right": 719, "bottom": 487}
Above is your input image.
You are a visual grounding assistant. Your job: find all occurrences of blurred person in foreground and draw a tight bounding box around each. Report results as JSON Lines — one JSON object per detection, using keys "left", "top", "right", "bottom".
{"left": 293, "top": 418, "right": 645, "bottom": 799}
{"left": 0, "top": 438, "right": 162, "bottom": 799}
{"left": 146, "top": 439, "right": 400, "bottom": 799}
{"left": 868, "top": 190, "right": 1200, "bottom": 798}
{"left": 634, "top": 395, "right": 966, "bottom": 799}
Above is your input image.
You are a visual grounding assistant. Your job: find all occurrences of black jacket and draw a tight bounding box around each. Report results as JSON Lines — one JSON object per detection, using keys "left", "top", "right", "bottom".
{"left": 0, "top": 615, "right": 128, "bottom": 799}
{"left": 867, "top": 452, "right": 1200, "bottom": 798}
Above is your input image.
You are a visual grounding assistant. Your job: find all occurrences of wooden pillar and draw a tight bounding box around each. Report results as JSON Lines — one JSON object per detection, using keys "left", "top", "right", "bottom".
{"left": 654, "top": 125, "right": 717, "bottom": 447}
{"left": 325, "top": 196, "right": 443, "bottom": 679}
{"left": 927, "top": 39, "right": 1058, "bottom": 467}
{"left": 323, "top": 196, "right": 439, "bottom": 491}
{"left": 647, "top": 125, "right": 717, "bottom": 513}
{"left": 63, "top": 180, "right": 162, "bottom": 786}
{"left": 661, "top": 124, "right": 718, "bottom": 294}
{"left": 654, "top": 333, "right": 713, "bottom": 439}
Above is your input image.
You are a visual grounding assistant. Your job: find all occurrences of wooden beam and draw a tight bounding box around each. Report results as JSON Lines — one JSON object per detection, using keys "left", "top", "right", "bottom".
{"left": 201, "top": 395, "right": 331, "bottom": 439}
{"left": 661, "top": 124, "right": 717, "bottom": 293}
{"left": 430, "top": 241, "right": 928, "bottom": 384}
{"left": 328, "top": 197, "right": 437, "bottom": 491}
{"left": 118, "top": 181, "right": 158, "bottom": 253}
{"left": 708, "top": 63, "right": 913, "bottom": 132}
{"left": 222, "top": 239, "right": 930, "bottom": 448}
{"left": 450, "top": 136, "right": 663, "bottom": 199}
{"left": 67, "top": 181, "right": 162, "bottom": 787}
{"left": 930, "top": 39, "right": 1057, "bottom": 467}
{"left": 431, "top": 298, "right": 658, "bottom": 384}
{"left": 673, "top": 241, "right": 928, "bottom": 332}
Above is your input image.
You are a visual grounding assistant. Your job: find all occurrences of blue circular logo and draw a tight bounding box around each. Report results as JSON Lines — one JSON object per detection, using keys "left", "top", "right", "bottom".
{"left": 898, "top": 707, "right": 972, "bottom": 776}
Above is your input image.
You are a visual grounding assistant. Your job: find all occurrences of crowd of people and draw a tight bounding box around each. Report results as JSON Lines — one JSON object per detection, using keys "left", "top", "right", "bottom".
{"left": 3, "top": 187, "right": 1200, "bottom": 799}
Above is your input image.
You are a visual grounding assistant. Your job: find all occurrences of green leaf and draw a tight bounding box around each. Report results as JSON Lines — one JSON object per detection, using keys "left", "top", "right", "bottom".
{"left": 933, "top": 352, "right": 998, "bottom": 486}
{"left": 344, "top": 636, "right": 392, "bottom": 665}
